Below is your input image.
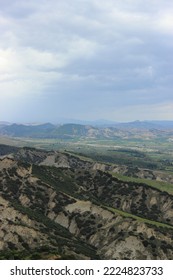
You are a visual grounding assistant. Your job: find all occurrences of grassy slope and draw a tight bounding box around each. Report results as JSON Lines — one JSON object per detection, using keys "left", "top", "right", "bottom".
{"left": 111, "top": 172, "right": 173, "bottom": 195}
{"left": 106, "top": 206, "right": 173, "bottom": 229}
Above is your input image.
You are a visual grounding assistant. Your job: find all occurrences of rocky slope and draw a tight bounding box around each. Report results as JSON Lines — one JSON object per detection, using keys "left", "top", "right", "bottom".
{"left": 0, "top": 145, "right": 173, "bottom": 259}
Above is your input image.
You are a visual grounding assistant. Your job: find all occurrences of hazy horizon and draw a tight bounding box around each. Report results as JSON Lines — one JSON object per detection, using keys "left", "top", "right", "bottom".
{"left": 1, "top": 119, "right": 173, "bottom": 126}
{"left": 0, "top": 0, "right": 173, "bottom": 123}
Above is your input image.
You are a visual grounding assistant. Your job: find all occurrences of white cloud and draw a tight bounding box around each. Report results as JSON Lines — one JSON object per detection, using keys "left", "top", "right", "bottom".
{"left": 0, "top": 34, "right": 98, "bottom": 99}
{"left": 155, "top": 12, "right": 173, "bottom": 34}
{"left": 0, "top": 49, "right": 21, "bottom": 73}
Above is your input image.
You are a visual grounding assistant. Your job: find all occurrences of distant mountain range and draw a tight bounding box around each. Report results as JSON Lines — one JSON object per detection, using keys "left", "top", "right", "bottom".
{"left": 0, "top": 121, "right": 173, "bottom": 139}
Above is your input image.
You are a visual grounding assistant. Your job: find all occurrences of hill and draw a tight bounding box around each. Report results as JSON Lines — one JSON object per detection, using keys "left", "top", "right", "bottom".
{"left": 0, "top": 144, "right": 173, "bottom": 259}
{"left": 0, "top": 121, "right": 173, "bottom": 140}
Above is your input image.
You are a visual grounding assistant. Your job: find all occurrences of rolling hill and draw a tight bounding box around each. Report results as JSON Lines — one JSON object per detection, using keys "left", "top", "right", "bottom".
{"left": 0, "top": 121, "right": 173, "bottom": 140}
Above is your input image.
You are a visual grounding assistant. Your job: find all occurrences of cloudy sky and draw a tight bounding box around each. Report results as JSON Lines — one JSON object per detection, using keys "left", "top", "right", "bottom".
{"left": 0, "top": 0, "right": 173, "bottom": 123}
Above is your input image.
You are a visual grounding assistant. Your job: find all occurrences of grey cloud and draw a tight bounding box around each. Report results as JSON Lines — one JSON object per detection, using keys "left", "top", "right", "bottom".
{"left": 0, "top": 0, "right": 173, "bottom": 122}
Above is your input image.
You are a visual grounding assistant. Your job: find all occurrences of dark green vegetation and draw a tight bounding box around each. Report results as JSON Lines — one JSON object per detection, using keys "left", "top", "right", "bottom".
{"left": 32, "top": 164, "right": 173, "bottom": 226}
{"left": 0, "top": 121, "right": 173, "bottom": 259}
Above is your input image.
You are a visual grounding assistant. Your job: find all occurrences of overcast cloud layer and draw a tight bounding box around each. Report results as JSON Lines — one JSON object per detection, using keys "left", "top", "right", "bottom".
{"left": 0, "top": 0, "right": 173, "bottom": 122}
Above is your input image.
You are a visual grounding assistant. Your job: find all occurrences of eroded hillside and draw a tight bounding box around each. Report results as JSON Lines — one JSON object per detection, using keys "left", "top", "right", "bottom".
{"left": 0, "top": 145, "right": 173, "bottom": 259}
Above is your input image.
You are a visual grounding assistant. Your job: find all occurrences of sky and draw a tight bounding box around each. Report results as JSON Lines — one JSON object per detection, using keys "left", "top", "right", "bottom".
{"left": 0, "top": 0, "right": 173, "bottom": 123}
